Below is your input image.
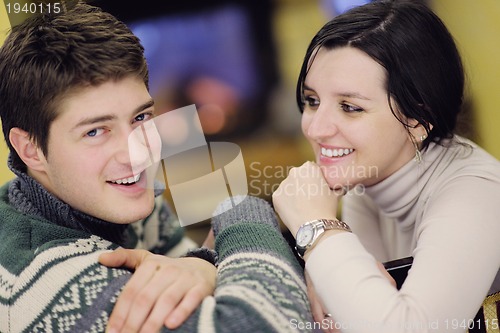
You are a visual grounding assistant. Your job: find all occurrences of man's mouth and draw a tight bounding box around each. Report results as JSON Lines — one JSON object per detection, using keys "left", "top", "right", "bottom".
{"left": 321, "top": 147, "right": 354, "bottom": 158}
{"left": 107, "top": 173, "right": 141, "bottom": 186}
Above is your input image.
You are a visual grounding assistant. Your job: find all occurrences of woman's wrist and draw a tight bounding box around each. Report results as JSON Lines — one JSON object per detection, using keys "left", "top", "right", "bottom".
{"left": 302, "top": 229, "right": 347, "bottom": 261}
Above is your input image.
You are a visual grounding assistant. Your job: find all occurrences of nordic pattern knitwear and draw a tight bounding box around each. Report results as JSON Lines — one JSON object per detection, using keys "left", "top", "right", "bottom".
{"left": 0, "top": 177, "right": 314, "bottom": 332}
{"left": 212, "top": 195, "right": 280, "bottom": 236}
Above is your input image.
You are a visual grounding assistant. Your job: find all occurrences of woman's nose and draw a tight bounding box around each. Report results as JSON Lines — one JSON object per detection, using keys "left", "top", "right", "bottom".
{"left": 305, "top": 107, "right": 338, "bottom": 141}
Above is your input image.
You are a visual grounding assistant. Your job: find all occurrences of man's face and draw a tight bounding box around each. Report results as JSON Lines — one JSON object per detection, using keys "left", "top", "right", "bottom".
{"left": 36, "top": 76, "right": 158, "bottom": 224}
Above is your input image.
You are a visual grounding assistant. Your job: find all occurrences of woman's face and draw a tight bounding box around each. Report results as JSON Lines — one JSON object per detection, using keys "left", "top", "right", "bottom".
{"left": 301, "top": 46, "right": 417, "bottom": 190}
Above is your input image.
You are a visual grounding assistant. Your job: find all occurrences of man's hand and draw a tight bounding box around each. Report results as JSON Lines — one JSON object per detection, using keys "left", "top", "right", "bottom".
{"left": 99, "top": 248, "right": 216, "bottom": 333}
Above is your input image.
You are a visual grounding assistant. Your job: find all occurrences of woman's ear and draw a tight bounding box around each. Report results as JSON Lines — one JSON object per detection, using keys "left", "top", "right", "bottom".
{"left": 9, "top": 127, "right": 47, "bottom": 172}
{"left": 407, "top": 119, "right": 433, "bottom": 143}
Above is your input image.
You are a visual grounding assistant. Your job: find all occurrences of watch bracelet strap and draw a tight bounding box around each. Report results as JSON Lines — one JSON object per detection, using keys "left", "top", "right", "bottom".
{"left": 297, "top": 219, "right": 351, "bottom": 258}
{"left": 306, "top": 219, "right": 352, "bottom": 255}
{"left": 320, "top": 218, "right": 352, "bottom": 233}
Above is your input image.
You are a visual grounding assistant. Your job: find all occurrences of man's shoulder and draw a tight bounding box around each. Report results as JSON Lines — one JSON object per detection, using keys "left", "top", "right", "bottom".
{"left": 0, "top": 234, "right": 130, "bottom": 333}
{"left": 0, "top": 183, "right": 132, "bottom": 332}
{"left": 0, "top": 233, "right": 119, "bottom": 280}
{"left": 0, "top": 182, "right": 93, "bottom": 270}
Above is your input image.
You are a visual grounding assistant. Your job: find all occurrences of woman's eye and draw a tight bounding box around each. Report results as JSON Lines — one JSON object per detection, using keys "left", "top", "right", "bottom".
{"left": 86, "top": 128, "right": 104, "bottom": 137}
{"left": 304, "top": 96, "right": 320, "bottom": 108}
{"left": 341, "top": 103, "right": 364, "bottom": 113}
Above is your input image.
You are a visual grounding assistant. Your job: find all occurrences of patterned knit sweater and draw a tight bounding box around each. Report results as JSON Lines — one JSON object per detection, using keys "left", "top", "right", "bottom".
{"left": 0, "top": 171, "right": 313, "bottom": 332}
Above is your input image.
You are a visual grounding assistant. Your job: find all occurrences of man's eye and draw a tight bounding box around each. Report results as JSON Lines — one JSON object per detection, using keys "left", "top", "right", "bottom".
{"left": 341, "top": 103, "right": 364, "bottom": 113}
{"left": 86, "top": 128, "right": 104, "bottom": 137}
{"left": 134, "top": 112, "right": 153, "bottom": 123}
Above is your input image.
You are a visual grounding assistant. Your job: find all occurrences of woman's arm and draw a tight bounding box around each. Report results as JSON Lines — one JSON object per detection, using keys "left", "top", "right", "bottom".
{"left": 306, "top": 176, "right": 500, "bottom": 332}
{"left": 342, "top": 192, "right": 389, "bottom": 262}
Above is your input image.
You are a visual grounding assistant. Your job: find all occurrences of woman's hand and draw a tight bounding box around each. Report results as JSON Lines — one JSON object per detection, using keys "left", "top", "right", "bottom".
{"left": 99, "top": 248, "right": 216, "bottom": 333}
{"left": 272, "top": 161, "right": 342, "bottom": 237}
{"left": 305, "top": 263, "right": 395, "bottom": 333}
{"left": 306, "top": 271, "right": 339, "bottom": 333}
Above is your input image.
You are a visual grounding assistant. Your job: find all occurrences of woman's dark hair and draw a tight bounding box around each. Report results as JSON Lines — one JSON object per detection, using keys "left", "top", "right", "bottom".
{"left": 296, "top": 0, "right": 465, "bottom": 149}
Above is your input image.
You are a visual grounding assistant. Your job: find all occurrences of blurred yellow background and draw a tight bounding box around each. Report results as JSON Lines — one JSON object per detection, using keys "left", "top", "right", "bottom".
{"left": 1, "top": 1, "right": 12, "bottom": 184}
{"left": 431, "top": 0, "right": 500, "bottom": 159}
{"left": 1, "top": 0, "right": 499, "bottom": 186}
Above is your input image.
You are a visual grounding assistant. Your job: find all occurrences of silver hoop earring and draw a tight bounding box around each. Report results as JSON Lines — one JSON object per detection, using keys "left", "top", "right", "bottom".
{"left": 414, "top": 146, "right": 422, "bottom": 163}
{"left": 414, "top": 134, "right": 427, "bottom": 162}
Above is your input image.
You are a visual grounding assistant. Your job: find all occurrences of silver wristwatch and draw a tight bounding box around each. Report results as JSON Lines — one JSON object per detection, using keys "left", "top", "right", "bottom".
{"left": 295, "top": 219, "right": 351, "bottom": 258}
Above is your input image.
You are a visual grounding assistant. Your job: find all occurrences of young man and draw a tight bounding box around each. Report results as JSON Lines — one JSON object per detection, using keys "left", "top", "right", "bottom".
{"left": 0, "top": 2, "right": 313, "bottom": 332}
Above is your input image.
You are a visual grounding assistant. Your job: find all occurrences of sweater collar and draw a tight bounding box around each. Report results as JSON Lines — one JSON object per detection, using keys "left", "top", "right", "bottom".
{"left": 7, "top": 155, "right": 130, "bottom": 246}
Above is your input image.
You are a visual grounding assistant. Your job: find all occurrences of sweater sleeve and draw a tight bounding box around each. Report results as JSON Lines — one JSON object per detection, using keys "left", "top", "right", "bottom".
{"left": 306, "top": 176, "right": 500, "bottom": 333}
{"left": 16, "top": 197, "right": 315, "bottom": 333}
{"left": 169, "top": 195, "right": 315, "bottom": 332}
{"left": 9, "top": 236, "right": 128, "bottom": 333}
{"left": 175, "top": 195, "right": 316, "bottom": 332}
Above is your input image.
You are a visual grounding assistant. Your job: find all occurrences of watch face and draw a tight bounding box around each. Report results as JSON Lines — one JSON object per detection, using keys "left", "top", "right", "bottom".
{"left": 297, "top": 224, "right": 314, "bottom": 247}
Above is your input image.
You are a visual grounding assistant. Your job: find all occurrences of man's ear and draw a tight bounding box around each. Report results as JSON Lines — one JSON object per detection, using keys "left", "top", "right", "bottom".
{"left": 9, "top": 127, "right": 47, "bottom": 172}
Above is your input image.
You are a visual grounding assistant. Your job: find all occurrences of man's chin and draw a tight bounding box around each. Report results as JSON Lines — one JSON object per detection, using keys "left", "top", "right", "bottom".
{"left": 109, "top": 212, "right": 151, "bottom": 224}
{"left": 100, "top": 203, "right": 155, "bottom": 224}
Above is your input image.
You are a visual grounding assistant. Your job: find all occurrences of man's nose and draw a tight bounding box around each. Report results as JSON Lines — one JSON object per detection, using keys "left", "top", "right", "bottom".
{"left": 126, "top": 121, "right": 161, "bottom": 175}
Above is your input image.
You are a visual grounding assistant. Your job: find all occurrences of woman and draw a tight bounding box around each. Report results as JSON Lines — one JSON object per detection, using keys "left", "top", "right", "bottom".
{"left": 273, "top": 0, "right": 500, "bottom": 331}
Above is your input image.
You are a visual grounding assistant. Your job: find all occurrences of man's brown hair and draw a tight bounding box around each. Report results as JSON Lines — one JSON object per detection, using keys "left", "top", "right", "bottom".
{"left": 0, "top": 1, "right": 149, "bottom": 170}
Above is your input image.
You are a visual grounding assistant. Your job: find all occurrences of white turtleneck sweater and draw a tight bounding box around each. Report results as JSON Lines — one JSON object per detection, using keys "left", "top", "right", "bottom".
{"left": 306, "top": 136, "right": 500, "bottom": 332}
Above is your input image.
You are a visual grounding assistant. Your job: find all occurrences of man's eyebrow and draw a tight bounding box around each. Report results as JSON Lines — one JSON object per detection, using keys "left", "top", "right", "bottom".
{"left": 134, "top": 99, "right": 155, "bottom": 115}
{"left": 71, "top": 99, "right": 155, "bottom": 131}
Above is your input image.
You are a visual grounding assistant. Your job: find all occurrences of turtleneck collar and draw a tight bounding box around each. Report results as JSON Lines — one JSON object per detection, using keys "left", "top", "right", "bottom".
{"left": 363, "top": 140, "right": 455, "bottom": 225}
{"left": 7, "top": 155, "right": 131, "bottom": 246}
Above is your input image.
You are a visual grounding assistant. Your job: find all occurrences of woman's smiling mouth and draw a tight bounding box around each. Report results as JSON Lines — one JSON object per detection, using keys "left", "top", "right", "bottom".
{"left": 321, "top": 147, "right": 354, "bottom": 158}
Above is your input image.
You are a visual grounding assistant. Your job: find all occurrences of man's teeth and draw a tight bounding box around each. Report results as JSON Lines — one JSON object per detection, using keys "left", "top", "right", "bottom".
{"left": 321, "top": 147, "right": 354, "bottom": 158}
{"left": 110, "top": 174, "right": 141, "bottom": 185}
